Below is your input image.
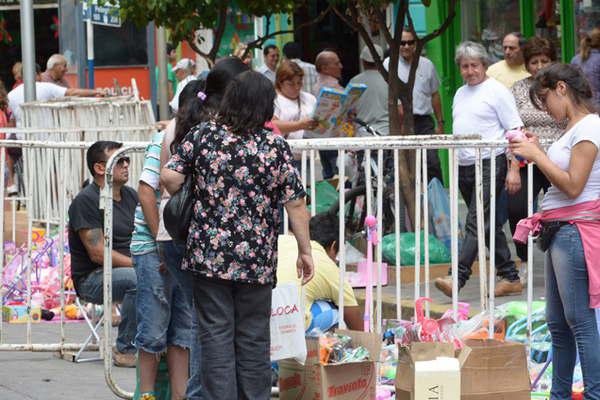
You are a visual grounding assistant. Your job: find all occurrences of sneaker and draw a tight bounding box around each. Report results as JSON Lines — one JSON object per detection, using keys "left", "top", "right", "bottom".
{"left": 112, "top": 348, "right": 136, "bottom": 368}
{"left": 6, "top": 184, "right": 17, "bottom": 195}
{"left": 494, "top": 279, "right": 523, "bottom": 297}
{"left": 434, "top": 275, "right": 456, "bottom": 298}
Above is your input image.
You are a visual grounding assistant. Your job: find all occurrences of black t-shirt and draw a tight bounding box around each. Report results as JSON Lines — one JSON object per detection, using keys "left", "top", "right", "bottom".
{"left": 68, "top": 182, "right": 138, "bottom": 290}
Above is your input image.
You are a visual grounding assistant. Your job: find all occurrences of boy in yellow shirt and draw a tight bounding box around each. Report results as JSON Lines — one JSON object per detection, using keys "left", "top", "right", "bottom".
{"left": 277, "top": 213, "right": 363, "bottom": 331}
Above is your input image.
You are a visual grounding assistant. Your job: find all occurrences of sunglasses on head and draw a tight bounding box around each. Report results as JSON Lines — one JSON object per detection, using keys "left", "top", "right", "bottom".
{"left": 400, "top": 40, "right": 416, "bottom": 46}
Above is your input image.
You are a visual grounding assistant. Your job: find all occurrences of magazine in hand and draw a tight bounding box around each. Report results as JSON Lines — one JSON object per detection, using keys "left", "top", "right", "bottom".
{"left": 311, "top": 83, "right": 367, "bottom": 137}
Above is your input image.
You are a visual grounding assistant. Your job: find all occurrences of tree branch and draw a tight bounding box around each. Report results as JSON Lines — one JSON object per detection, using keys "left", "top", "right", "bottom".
{"left": 208, "top": 5, "right": 228, "bottom": 62}
{"left": 394, "top": 0, "right": 408, "bottom": 41}
{"left": 244, "top": 5, "right": 333, "bottom": 55}
{"left": 186, "top": 37, "right": 214, "bottom": 67}
{"left": 420, "top": 0, "right": 458, "bottom": 44}
{"left": 334, "top": 4, "right": 388, "bottom": 82}
{"left": 372, "top": 6, "right": 393, "bottom": 46}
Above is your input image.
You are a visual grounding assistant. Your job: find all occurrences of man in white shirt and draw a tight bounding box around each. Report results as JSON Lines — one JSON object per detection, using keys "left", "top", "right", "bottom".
{"left": 40, "top": 54, "right": 70, "bottom": 88}
{"left": 486, "top": 32, "right": 530, "bottom": 88}
{"left": 282, "top": 42, "right": 318, "bottom": 94}
{"left": 8, "top": 65, "right": 103, "bottom": 127}
{"left": 7, "top": 65, "right": 103, "bottom": 194}
{"left": 435, "top": 41, "right": 523, "bottom": 298}
{"left": 169, "top": 58, "right": 196, "bottom": 112}
{"left": 258, "top": 44, "right": 279, "bottom": 83}
{"left": 383, "top": 30, "right": 444, "bottom": 182}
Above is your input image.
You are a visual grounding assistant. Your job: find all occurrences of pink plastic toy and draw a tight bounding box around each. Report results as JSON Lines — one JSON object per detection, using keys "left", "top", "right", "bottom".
{"left": 506, "top": 128, "right": 527, "bottom": 162}
{"left": 364, "top": 215, "right": 378, "bottom": 333}
{"left": 415, "top": 297, "right": 439, "bottom": 341}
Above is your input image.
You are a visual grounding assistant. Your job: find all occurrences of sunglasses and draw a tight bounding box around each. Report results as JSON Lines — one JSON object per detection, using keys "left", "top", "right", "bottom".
{"left": 400, "top": 40, "right": 416, "bottom": 46}
{"left": 97, "top": 156, "right": 130, "bottom": 167}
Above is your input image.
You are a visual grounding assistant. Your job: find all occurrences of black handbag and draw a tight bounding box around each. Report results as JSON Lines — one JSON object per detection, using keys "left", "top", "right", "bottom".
{"left": 535, "top": 221, "right": 568, "bottom": 252}
{"left": 163, "top": 142, "right": 200, "bottom": 243}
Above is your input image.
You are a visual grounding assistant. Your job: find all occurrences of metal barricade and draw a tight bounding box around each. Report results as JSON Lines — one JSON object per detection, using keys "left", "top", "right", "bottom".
{"left": 0, "top": 135, "right": 541, "bottom": 399}
{"left": 99, "top": 135, "right": 539, "bottom": 398}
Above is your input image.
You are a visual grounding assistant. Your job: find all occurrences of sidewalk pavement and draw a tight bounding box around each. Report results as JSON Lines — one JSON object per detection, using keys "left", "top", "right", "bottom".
{"left": 0, "top": 323, "right": 135, "bottom": 400}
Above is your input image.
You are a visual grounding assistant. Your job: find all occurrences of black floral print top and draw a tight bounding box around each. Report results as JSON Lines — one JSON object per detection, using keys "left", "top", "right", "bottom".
{"left": 165, "top": 121, "right": 305, "bottom": 285}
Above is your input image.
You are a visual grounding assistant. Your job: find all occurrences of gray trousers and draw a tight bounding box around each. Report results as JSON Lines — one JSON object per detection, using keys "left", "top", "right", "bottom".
{"left": 192, "top": 276, "right": 272, "bottom": 400}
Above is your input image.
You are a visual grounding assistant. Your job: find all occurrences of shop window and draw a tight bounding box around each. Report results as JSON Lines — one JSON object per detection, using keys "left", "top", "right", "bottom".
{"left": 93, "top": 22, "right": 147, "bottom": 67}
{"left": 460, "top": 0, "right": 521, "bottom": 63}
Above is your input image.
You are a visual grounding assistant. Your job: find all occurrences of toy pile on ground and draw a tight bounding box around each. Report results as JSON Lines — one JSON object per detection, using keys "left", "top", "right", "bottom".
{"left": 1, "top": 228, "right": 80, "bottom": 322}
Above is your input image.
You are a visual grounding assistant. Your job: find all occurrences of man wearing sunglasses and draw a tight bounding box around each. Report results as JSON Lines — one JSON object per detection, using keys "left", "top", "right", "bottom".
{"left": 383, "top": 30, "right": 444, "bottom": 183}
{"left": 68, "top": 141, "right": 138, "bottom": 368}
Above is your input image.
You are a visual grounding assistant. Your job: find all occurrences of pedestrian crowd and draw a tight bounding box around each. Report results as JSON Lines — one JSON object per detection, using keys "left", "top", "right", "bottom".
{"left": 1, "top": 29, "right": 600, "bottom": 399}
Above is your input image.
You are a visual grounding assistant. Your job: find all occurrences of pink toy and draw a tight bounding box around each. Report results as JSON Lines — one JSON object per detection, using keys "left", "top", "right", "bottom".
{"left": 415, "top": 297, "right": 439, "bottom": 341}
{"left": 364, "top": 215, "right": 378, "bottom": 333}
{"left": 506, "top": 128, "right": 528, "bottom": 162}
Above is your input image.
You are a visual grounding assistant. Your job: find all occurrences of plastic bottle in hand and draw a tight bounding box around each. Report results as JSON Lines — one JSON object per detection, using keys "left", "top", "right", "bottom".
{"left": 506, "top": 128, "right": 527, "bottom": 162}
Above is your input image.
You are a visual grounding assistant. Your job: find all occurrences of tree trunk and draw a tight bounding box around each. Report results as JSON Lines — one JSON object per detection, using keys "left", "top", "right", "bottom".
{"left": 388, "top": 76, "right": 417, "bottom": 230}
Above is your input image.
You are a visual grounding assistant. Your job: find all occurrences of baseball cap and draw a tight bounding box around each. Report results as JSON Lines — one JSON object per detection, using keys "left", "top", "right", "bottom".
{"left": 173, "top": 58, "right": 195, "bottom": 72}
{"left": 360, "top": 45, "right": 384, "bottom": 63}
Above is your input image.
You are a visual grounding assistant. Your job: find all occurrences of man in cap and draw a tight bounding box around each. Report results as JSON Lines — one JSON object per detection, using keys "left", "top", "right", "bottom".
{"left": 349, "top": 45, "right": 394, "bottom": 136}
{"left": 169, "top": 58, "right": 196, "bottom": 112}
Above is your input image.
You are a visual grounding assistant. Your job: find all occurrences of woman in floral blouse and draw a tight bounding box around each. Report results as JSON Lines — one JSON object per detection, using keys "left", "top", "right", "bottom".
{"left": 161, "top": 70, "right": 314, "bottom": 400}
{"left": 506, "top": 37, "right": 565, "bottom": 262}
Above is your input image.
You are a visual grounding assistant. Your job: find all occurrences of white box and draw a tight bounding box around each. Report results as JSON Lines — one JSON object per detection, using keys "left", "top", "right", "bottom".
{"left": 414, "top": 357, "right": 460, "bottom": 400}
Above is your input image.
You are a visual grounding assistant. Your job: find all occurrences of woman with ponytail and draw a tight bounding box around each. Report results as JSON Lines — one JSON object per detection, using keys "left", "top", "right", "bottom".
{"left": 571, "top": 28, "right": 600, "bottom": 103}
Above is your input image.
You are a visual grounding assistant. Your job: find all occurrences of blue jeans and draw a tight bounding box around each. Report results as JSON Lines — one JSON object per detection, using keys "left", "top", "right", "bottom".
{"left": 77, "top": 267, "right": 137, "bottom": 354}
{"left": 133, "top": 249, "right": 193, "bottom": 353}
{"left": 160, "top": 241, "right": 202, "bottom": 400}
{"left": 546, "top": 224, "right": 600, "bottom": 399}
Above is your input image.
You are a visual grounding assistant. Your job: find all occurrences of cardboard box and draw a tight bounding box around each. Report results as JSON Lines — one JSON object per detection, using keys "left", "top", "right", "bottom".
{"left": 414, "top": 357, "right": 460, "bottom": 400}
{"left": 460, "top": 339, "right": 530, "bottom": 400}
{"left": 279, "top": 330, "right": 381, "bottom": 400}
{"left": 396, "top": 340, "right": 530, "bottom": 400}
{"left": 396, "top": 342, "right": 461, "bottom": 400}
{"left": 2, "top": 305, "right": 41, "bottom": 323}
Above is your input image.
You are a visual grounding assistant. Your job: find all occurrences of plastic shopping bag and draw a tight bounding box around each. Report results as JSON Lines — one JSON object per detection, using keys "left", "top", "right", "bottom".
{"left": 428, "top": 177, "right": 452, "bottom": 250}
{"left": 270, "top": 283, "right": 307, "bottom": 364}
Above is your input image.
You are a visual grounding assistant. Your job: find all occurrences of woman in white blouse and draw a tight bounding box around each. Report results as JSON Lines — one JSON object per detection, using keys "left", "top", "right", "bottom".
{"left": 271, "top": 60, "right": 318, "bottom": 141}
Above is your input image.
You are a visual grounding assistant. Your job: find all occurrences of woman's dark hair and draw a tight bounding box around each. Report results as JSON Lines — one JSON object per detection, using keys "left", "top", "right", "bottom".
{"left": 172, "top": 79, "right": 206, "bottom": 153}
{"left": 217, "top": 71, "right": 276, "bottom": 134}
{"left": 522, "top": 37, "right": 556, "bottom": 67}
{"left": 171, "top": 57, "right": 249, "bottom": 153}
{"left": 529, "top": 63, "right": 597, "bottom": 113}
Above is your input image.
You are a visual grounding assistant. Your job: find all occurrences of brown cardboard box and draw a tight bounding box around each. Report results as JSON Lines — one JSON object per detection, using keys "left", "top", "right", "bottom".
{"left": 460, "top": 339, "right": 531, "bottom": 400}
{"left": 279, "top": 330, "right": 381, "bottom": 400}
{"left": 395, "top": 339, "right": 530, "bottom": 400}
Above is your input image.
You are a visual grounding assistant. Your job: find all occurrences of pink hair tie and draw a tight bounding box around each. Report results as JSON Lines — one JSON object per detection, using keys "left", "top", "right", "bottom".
{"left": 197, "top": 91, "right": 207, "bottom": 101}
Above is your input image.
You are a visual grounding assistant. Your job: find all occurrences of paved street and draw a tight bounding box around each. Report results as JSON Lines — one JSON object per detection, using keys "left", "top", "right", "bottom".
{"left": 0, "top": 323, "right": 135, "bottom": 400}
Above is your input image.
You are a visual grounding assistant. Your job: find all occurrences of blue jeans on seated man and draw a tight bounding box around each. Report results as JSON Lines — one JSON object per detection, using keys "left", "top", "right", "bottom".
{"left": 545, "top": 224, "right": 600, "bottom": 399}
{"left": 160, "top": 241, "right": 202, "bottom": 400}
{"left": 132, "top": 248, "right": 193, "bottom": 355}
{"left": 77, "top": 267, "right": 137, "bottom": 354}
